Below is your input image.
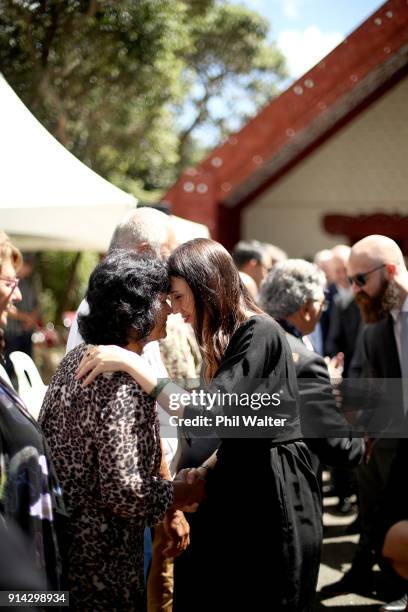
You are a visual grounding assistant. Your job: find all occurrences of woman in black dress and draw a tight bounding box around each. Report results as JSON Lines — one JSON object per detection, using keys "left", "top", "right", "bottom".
{"left": 0, "top": 231, "right": 65, "bottom": 590}
{"left": 77, "top": 238, "right": 323, "bottom": 611}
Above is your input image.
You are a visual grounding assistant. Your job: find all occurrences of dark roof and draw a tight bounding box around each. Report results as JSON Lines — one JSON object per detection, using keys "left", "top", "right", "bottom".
{"left": 165, "top": 0, "right": 408, "bottom": 215}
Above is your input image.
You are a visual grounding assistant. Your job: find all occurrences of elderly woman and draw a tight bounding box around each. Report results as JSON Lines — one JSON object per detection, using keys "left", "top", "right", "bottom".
{"left": 0, "top": 231, "right": 65, "bottom": 589}
{"left": 259, "top": 259, "right": 363, "bottom": 478}
{"left": 39, "top": 251, "right": 204, "bottom": 611}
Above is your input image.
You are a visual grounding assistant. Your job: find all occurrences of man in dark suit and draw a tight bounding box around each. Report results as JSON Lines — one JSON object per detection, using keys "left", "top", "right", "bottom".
{"left": 259, "top": 259, "right": 364, "bottom": 480}
{"left": 323, "top": 235, "right": 408, "bottom": 610}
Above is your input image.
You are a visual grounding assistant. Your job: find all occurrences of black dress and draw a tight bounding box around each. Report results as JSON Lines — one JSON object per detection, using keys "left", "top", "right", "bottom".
{"left": 173, "top": 316, "right": 322, "bottom": 612}
{"left": 0, "top": 377, "right": 65, "bottom": 590}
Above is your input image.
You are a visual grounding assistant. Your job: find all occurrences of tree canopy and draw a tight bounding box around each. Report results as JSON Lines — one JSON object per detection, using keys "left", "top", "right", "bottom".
{"left": 0, "top": 0, "right": 286, "bottom": 322}
{"left": 0, "top": 0, "right": 286, "bottom": 196}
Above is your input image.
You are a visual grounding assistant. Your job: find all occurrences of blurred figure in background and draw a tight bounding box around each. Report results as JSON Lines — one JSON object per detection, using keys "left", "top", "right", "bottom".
{"left": 238, "top": 271, "right": 258, "bottom": 299}
{"left": 159, "top": 314, "right": 201, "bottom": 387}
{"left": 262, "top": 242, "right": 287, "bottom": 269}
{"left": 232, "top": 239, "right": 269, "bottom": 290}
{"left": 4, "top": 253, "right": 39, "bottom": 381}
{"left": 327, "top": 245, "right": 362, "bottom": 377}
{"left": 312, "top": 248, "right": 336, "bottom": 355}
{"left": 314, "top": 249, "right": 336, "bottom": 285}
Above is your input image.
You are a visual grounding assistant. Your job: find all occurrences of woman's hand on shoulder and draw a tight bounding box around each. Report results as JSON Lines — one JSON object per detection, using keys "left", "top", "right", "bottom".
{"left": 75, "top": 345, "right": 141, "bottom": 386}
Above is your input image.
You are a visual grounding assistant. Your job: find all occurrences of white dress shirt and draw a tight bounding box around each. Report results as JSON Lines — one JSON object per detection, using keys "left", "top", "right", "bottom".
{"left": 391, "top": 294, "right": 408, "bottom": 415}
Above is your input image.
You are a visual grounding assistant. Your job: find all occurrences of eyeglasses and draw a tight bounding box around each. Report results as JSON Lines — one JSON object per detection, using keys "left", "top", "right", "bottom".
{"left": 0, "top": 276, "right": 20, "bottom": 291}
{"left": 347, "top": 264, "right": 386, "bottom": 288}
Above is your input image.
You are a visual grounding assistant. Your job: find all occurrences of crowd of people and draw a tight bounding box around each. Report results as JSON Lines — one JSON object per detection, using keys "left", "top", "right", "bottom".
{"left": 0, "top": 212, "right": 407, "bottom": 612}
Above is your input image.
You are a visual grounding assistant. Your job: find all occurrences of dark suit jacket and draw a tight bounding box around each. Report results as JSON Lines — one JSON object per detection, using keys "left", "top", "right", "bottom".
{"left": 326, "top": 297, "right": 362, "bottom": 377}
{"left": 356, "top": 315, "right": 404, "bottom": 437}
{"left": 284, "top": 331, "right": 364, "bottom": 473}
{"left": 320, "top": 283, "right": 337, "bottom": 353}
{"left": 361, "top": 315, "right": 401, "bottom": 379}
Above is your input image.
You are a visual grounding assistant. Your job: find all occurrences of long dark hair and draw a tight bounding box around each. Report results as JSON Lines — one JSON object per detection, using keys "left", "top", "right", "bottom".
{"left": 168, "top": 238, "right": 263, "bottom": 380}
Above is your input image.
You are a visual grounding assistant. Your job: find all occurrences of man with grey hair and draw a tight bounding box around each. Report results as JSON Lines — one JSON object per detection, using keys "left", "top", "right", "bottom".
{"left": 261, "top": 259, "right": 327, "bottom": 325}
{"left": 259, "top": 259, "right": 363, "bottom": 478}
{"left": 108, "top": 207, "right": 176, "bottom": 258}
{"left": 66, "top": 207, "right": 176, "bottom": 353}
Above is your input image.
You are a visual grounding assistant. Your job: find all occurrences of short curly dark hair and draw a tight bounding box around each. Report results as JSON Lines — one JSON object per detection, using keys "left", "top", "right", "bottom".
{"left": 78, "top": 250, "right": 169, "bottom": 346}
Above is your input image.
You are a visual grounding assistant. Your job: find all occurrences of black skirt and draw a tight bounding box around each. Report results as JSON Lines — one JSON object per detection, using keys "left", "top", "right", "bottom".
{"left": 174, "top": 440, "right": 322, "bottom": 612}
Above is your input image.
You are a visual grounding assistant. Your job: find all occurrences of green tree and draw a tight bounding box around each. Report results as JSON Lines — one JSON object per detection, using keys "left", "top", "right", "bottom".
{"left": 0, "top": 0, "right": 286, "bottom": 189}
{"left": 36, "top": 251, "right": 99, "bottom": 325}
{"left": 0, "top": 0, "right": 189, "bottom": 190}
{"left": 175, "top": 3, "right": 287, "bottom": 170}
{"left": 0, "top": 0, "right": 286, "bottom": 325}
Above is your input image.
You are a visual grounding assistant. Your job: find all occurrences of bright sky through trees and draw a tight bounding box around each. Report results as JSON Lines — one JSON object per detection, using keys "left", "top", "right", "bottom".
{"left": 231, "top": 0, "right": 385, "bottom": 78}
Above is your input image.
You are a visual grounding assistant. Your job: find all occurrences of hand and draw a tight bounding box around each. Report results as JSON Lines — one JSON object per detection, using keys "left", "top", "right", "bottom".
{"left": 325, "top": 352, "right": 344, "bottom": 384}
{"left": 173, "top": 478, "right": 205, "bottom": 513}
{"left": 175, "top": 467, "right": 207, "bottom": 484}
{"left": 364, "top": 436, "right": 374, "bottom": 464}
{"left": 75, "top": 344, "right": 143, "bottom": 386}
{"left": 162, "top": 509, "right": 190, "bottom": 558}
{"left": 174, "top": 467, "right": 207, "bottom": 512}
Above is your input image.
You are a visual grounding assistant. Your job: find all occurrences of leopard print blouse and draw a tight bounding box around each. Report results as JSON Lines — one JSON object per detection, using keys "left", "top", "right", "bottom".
{"left": 39, "top": 344, "right": 173, "bottom": 611}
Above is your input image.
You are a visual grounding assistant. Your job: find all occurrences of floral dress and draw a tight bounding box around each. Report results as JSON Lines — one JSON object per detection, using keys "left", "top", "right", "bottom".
{"left": 39, "top": 344, "right": 173, "bottom": 611}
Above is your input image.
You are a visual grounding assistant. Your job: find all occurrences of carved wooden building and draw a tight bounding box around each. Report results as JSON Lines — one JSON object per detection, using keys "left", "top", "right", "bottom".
{"left": 163, "top": 0, "right": 408, "bottom": 256}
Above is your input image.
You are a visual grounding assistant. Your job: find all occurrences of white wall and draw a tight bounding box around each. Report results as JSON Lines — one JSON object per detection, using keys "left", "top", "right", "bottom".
{"left": 243, "top": 75, "right": 408, "bottom": 257}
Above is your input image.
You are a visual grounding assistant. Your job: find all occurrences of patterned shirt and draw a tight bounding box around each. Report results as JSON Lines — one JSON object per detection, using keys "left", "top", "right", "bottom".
{"left": 39, "top": 344, "right": 173, "bottom": 610}
{"left": 0, "top": 378, "right": 65, "bottom": 589}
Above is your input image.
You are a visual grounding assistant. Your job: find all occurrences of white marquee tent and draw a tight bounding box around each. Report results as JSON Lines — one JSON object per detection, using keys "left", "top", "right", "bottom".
{"left": 0, "top": 74, "right": 209, "bottom": 251}
{"left": 0, "top": 74, "right": 137, "bottom": 251}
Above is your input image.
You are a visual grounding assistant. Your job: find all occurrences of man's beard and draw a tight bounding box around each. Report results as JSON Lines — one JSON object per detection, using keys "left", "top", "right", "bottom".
{"left": 355, "top": 278, "right": 401, "bottom": 323}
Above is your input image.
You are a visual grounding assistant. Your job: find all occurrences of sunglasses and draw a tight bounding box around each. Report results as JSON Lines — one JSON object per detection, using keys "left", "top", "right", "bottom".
{"left": 347, "top": 264, "right": 386, "bottom": 288}
{"left": 0, "top": 276, "right": 20, "bottom": 290}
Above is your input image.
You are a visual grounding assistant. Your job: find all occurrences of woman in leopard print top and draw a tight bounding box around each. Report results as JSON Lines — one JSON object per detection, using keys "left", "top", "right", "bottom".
{"left": 40, "top": 252, "right": 203, "bottom": 611}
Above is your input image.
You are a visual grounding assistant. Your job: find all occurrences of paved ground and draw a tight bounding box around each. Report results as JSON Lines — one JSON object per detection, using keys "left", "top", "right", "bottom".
{"left": 315, "top": 478, "right": 388, "bottom": 611}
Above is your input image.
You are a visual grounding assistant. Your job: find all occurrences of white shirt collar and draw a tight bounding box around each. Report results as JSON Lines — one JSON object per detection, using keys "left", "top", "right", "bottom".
{"left": 391, "top": 293, "right": 408, "bottom": 323}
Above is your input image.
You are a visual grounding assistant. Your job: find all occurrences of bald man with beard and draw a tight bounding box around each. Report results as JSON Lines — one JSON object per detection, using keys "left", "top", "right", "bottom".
{"left": 322, "top": 236, "right": 408, "bottom": 610}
